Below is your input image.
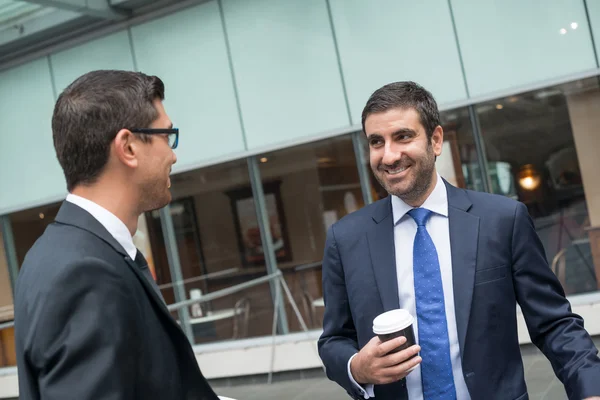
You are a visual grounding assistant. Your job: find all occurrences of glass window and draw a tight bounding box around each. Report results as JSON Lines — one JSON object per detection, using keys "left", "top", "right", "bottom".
{"left": 0, "top": 226, "right": 16, "bottom": 367}
{"left": 5, "top": 203, "right": 62, "bottom": 367}
{"left": 362, "top": 107, "right": 484, "bottom": 201}
{"left": 10, "top": 202, "right": 61, "bottom": 266}
{"left": 257, "top": 134, "right": 363, "bottom": 332}
{"left": 477, "top": 77, "right": 600, "bottom": 296}
{"left": 145, "top": 159, "right": 276, "bottom": 343}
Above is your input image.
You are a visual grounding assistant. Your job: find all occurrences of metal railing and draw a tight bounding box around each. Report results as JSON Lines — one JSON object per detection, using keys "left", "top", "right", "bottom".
{"left": 0, "top": 321, "right": 13, "bottom": 331}
{"left": 0, "top": 269, "right": 315, "bottom": 383}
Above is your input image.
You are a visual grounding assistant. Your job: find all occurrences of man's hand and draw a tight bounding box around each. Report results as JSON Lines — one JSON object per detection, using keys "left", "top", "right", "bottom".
{"left": 584, "top": 397, "right": 600, "bottom": 400}
{"left": 350, "top": 336, "right": 421, "bottom": 385}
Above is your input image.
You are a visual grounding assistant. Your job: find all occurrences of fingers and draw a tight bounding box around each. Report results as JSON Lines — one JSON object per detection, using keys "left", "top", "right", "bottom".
{"left": 380, "top": 344, "right": 421, "bottom": 367}
{"left": 366, "top": 335, "right": 383, "bottom": 348}
{"left": 358, "top": 336, "right": 422, "bottom": 386}
{"left": 375, "top": 355, "right": 422, "bottom": 384}
{"left": 377, "top": 336, "right": 406, "bottom": 356}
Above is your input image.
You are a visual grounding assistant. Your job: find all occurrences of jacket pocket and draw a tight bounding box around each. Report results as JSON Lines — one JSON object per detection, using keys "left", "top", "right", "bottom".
{"left": 474, "top": 265, "right": 507, "bottom": 285}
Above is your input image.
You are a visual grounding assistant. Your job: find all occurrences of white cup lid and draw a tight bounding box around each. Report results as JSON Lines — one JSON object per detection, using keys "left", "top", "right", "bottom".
{"left": 372, "top": 309, "right": 414, "bottom": 335}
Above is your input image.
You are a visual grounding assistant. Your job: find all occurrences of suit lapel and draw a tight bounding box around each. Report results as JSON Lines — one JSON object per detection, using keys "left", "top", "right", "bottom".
{"left": 367, "top": 197, "right": 400, "bottom": 311}
{"left": 445, "top": 182, "right": 479, "bottom": 356}
{"left": 123, "top": 257, "right": 175, "bottom": 315}
{"left": 55, "top": 201, "right": 186, "bottom": 336}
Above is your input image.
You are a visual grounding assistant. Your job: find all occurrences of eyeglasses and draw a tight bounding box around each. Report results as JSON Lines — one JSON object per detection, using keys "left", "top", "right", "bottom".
{"left": 129, "top": 127, "right": 179, "bottom": 149}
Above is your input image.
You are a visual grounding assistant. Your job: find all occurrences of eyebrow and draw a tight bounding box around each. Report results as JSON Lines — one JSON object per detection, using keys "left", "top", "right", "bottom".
{"left": 391, "top": 128, "right": 417, "bottom": 136}
{"left": 367, "top": 128, "right": 417, "bottom": 140}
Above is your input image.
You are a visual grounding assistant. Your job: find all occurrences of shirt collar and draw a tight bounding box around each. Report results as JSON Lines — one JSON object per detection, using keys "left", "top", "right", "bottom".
{"left": 391, "top": 173, "right": 448, "bottom": 225}
{"left": 65, "top": 193, "right": 137, "bottom": 260}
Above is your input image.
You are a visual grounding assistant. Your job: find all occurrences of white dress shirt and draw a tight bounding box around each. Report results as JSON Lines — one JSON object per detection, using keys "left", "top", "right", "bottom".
{"left": 65, "top": 193, "right": 137, "bottom": 260}
{"left": 348, "top": 175, "right": 471, "bottom": 399}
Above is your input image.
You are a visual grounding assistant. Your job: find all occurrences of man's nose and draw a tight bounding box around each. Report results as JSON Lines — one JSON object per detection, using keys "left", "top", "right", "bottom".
{"left": 381, "top": 144, "right": 401, "bottom": 166}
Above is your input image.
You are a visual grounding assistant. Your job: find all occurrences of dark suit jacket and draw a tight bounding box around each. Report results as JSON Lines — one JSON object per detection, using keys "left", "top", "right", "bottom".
{"left": 318, "top": 181, "right": 600, "bottom": 400}
{"left": 14, "top": 201, "right": 220, "bottom": 400}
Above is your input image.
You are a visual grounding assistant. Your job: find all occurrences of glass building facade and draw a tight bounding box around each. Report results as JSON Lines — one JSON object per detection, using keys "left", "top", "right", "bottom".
{"left": 1, "top": 0, "right": 600, "bottom": 379}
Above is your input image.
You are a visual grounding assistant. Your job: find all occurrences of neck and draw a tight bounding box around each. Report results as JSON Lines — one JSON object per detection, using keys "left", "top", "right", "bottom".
{"left": 71, "top": 182, "right": 140, "bottom": 236}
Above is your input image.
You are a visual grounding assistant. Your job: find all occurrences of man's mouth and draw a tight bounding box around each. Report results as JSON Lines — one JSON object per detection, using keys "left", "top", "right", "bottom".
{"left": 384, "top": 165, "right": 409, "bottom": 175}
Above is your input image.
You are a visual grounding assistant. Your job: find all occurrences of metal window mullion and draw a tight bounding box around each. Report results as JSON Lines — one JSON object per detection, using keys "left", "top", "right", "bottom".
{"left": 468, "top": 105, "right": 493, "bottom": 193}
{"left": 352, "top": 131, "right": 374, "bottom": 206}
{"left": 159, "top": 206, "right": 193, "bottom": 342}
{"left": 247, "top": 156, "right": 289, "bottom": 334}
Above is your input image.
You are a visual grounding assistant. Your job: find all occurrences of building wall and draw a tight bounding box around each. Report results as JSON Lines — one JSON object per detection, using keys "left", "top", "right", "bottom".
{"left": 1, "top": 0, "right": 600, "bottom": 214}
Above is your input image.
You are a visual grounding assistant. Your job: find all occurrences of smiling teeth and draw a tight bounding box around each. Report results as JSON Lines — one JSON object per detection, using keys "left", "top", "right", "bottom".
{"left": 387, "top": 166, "right": 407, "bottom": 175}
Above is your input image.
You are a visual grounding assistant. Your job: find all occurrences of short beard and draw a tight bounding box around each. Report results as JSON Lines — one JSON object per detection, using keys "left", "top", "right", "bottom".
{"left": 375, "top": 143, "right": 436, "bottom": 205}
{"left": 138, "top": 180, "right": 170, "bottom": 215}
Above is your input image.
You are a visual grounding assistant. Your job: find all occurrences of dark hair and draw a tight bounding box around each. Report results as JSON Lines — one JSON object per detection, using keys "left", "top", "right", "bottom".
{"left": 361, "top": 81, "right": 440, "bottom": 139}
{"left": 52, "top": 69, "right": 165, "bottom": 191}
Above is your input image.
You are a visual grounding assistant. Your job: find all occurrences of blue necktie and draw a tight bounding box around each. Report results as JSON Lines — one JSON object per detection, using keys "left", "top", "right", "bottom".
{"left": 408, "top": 208, "right": 456, "bottom": 400}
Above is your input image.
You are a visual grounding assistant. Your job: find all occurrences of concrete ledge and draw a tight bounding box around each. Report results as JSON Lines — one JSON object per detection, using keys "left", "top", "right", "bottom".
{"left": 0, "top": 368, "right": 17, "bottom": 399}
{"left": 195, "top": 331, "right": 323, "bottom": 379}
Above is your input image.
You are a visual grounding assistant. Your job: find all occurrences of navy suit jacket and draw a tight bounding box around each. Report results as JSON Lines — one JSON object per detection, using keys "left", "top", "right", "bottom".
{"left": 318, "top": 181, "right": 600, "bottom": 400}
{"left": 15, "top": 201, "right": 219, "bottom": 400}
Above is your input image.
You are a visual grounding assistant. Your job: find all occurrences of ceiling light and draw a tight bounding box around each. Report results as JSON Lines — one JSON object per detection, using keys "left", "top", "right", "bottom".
{"left": 260, "top": 157, "right": 268, "bottom": 163}
{"left": 571, "top": 22, "right": 578, "bottom": 30}
{"left": 318, "top": 157, "right": 334, "bottom": 165}
{"left": 518, "top": 164, "right": 541, "bottom": 191}
{"left": 496, "top": 104, "right": 504, "bottom": 110}
{"left": 39, "top": 213, "right": 45, "bottom": 219}
{"left": 560, "top": 28, "right": 567, "bottom": 35}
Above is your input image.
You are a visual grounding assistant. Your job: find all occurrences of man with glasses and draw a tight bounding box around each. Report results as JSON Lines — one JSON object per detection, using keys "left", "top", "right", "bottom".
{"left": 14, "top": 70, "right": 220, "bottom": 399}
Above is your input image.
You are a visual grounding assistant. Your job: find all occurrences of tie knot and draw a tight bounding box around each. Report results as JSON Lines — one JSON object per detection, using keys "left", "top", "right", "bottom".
{"left": 408, "top": 208, "right": 432, "bottom": 226}
{"left": 134, "top": 249, "right": 148, "bottom": 268}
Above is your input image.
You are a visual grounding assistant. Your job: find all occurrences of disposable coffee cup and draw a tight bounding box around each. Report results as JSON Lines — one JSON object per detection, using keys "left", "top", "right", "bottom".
{"left": 373, "top": 309, "right": 417, "bottom": 358}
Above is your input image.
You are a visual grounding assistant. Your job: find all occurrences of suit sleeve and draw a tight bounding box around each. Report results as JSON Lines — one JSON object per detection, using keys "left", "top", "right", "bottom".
{"left": 28, "top": 257, "right": 139, "bottom": 400}
{"left": 317, "top": 226, "right": 365, "bottom": 399}
{"left": 511, "top": 202, "right": 600, "bottom": 400}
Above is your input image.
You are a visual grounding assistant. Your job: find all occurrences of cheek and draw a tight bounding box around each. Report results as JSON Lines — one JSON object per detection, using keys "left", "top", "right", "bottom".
{"left": 407, "top": 143, "right": 432, "bottom": 162}
{"left": 369, "top": 150, "right": 382, "bottom": 169}
{"left": 369, "top": 158, "right": 379, "bottom": 172}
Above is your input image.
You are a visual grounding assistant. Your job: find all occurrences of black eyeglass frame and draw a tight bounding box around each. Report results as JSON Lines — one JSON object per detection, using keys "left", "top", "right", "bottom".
{"left": 129, "top": 127, "right": 179, "bottom": 149}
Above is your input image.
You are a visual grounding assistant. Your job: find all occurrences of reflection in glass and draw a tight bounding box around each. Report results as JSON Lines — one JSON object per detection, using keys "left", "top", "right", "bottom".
{"left": 257, "top": 135, "right": 363, "bottom": 332}
{"left": 10, "top": 203, "right": 61, "bottom": 266}
{"left": 439, "top": 107, "right": 482, "bottom": 192}
{"left": 477, "top": 77, "right": 600, "bottom": 295}
{"left": 145, "top": 159, "right": 276, "bottom": 344}
{"left": 0, "top": 229, "right": 15, "bottom": 367}
{"left": 7, "top": 203, "right": 63, "bottom": 367}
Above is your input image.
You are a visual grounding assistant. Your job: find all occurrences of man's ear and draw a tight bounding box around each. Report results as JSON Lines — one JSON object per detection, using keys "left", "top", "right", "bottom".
{"left": 113, "top": 129, "right": 139, "bottom": 169}
{"left": 431, "top": 126, "right": 444, "bottom": 157}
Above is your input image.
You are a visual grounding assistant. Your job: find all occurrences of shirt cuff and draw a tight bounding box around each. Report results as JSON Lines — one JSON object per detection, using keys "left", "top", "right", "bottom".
{"left": 347, "top": 353, "right": 375, "bottom": 399}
